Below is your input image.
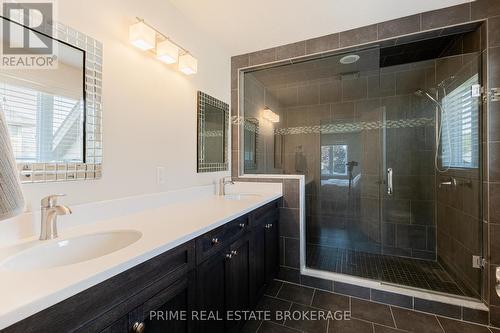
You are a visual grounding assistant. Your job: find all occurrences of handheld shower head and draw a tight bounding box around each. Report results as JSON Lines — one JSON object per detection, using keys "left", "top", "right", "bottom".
{"left": 414, "top": 87, "right": 451, "bottom": 173}
{"left": 414, "top": 89, "right": 439, "bottom": 105}
{"left": 414, "top": 89, "right": 425, "bottom": 96}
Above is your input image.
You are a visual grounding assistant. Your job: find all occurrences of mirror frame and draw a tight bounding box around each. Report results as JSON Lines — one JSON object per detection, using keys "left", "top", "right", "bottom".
{"left": 197, "top": 91, "right": 229, "bottom": 173}
{"left": 6, "top": 19, "right": 104, "bottom": 183}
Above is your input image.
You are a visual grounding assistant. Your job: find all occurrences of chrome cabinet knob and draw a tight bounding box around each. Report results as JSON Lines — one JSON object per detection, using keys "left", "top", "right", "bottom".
{"left": 239, "top": 223, "right": 245, "bottom": 228}
{"left": 265, "top": 224, "right": 273, "bottom": 229}
{"left": 231, "top": 250, "right": 238, "bottom": 256}
{"left": 212, "top": 238, "right": 219, "bottom": 245}
{"left": 226, "top": 253, "right": 232, "bottom": 259}
{"left": 132, "top": 322, "right": 145, "bottom": 333}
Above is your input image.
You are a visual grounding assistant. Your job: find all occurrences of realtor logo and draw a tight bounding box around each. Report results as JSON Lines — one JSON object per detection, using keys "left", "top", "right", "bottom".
{"left": 1, "top": 1, "right": 56, "bottom": 68}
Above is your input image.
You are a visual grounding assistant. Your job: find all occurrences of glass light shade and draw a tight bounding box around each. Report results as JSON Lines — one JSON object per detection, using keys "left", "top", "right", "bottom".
{"left": 129, "top": 21, "right": 156, "bottom": 51}
{"left": 178, "top": 53, "right": 198, "bottom": 75}
{"left": 156, "top": 39, "right": 179, "bottom": 64}
{"left": 263, "top": 108, "right": 279, "bottom": 123}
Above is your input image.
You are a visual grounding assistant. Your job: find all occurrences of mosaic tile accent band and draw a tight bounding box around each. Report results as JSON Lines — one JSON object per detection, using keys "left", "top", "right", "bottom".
{"left": 274, "top": 117, "right": 435, "bottom": 136}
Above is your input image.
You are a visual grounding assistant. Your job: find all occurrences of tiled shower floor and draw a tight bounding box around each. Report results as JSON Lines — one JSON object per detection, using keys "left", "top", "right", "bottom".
{"left": 306, "top": 244, "right": 477, "bottom": 298}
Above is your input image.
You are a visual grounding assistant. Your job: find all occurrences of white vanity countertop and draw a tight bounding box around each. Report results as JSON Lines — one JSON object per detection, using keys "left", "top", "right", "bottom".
{"left": 0, "top": 182, "right": 282, "bottom": 329}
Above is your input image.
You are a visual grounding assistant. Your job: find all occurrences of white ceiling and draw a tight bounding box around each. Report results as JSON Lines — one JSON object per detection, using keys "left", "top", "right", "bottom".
{"left": 169, "top": 0, "right": 473, "bottom": 56}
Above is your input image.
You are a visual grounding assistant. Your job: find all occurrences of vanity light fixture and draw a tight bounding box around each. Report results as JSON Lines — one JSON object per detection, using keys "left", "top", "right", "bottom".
{"left": 156, "top": 39, "right": 179, "bottom": 64}
{"left": 263, "top": 107, "right": 279, "bottom": 123}
{"left": 129, "top": 18, "right": 197, "bottom": 75}
{"left": 129, "top": 21, "right": 156, "bottom": 51}
{"left": 178, "top": 53, "right": 198, "bottom": 75}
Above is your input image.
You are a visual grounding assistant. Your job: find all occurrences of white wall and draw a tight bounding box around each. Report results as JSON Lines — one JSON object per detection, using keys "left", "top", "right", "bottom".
{"left": 20, "top": 0, "right": 231, "bottom": 211}
{"left": 169, "top": 0, "right": 472, "bottom": 55}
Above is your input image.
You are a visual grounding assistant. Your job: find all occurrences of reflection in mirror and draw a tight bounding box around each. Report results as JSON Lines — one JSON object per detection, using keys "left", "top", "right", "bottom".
{"left": 244, "top": 118, "right": 258, "bottom": 170}
{"left": 274, "top": 133, "right": 283, "bottom": 169}
{"left": 204, "top": 104, "right": 225, "bottom": 164}
{"left": 0, "top": 19, "right": 85, "bottom": 164}
{"left": 197, "top": 91, "right": 229, "bottom": 173}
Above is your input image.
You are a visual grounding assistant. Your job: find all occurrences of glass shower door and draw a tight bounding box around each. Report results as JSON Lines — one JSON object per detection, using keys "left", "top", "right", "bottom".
{"left": 306, "top": 48, "right": 384, "bottom": 277}
{"left": 381, "top": 54, "right": 483, "bottom": 298}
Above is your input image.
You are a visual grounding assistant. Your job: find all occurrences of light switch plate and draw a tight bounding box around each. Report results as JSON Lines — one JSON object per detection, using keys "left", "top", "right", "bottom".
{"left": 157, "top": 167, "right": 166, "bottom": 185}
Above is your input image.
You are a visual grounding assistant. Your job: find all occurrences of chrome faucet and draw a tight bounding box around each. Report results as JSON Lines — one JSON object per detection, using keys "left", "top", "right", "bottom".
{"left": 218, "top": 176, "right": 234, "bottom": 196}
{"left": 39, "top": 194, "right": 72, "bottom": 240}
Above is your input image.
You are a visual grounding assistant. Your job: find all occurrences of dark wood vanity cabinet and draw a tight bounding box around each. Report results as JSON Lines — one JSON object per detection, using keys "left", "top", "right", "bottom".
{"left": 4, "top": 199, "right": 280, "bottom": 333}
{"left": 251, "top": 205, "right": 280, "bottom": 303}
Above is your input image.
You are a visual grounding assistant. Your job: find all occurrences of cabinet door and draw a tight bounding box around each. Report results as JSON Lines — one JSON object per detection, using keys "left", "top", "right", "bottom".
{"left": 225, "top": 235, "right": 251, "bottom": 333}
{"left": 265, "top": 219, "right": 280, "bottom": 283}
{"left": 253, "top": 221, "right": 267, "bottom": 302}
{"left": 129, "top": 272, "right": 196, "bottom": 333}
{"left": 196, "top": 250, "right": 228, "bottom": 333}
{"left": 99, "top": 316, "right": 129, "bottom": 333}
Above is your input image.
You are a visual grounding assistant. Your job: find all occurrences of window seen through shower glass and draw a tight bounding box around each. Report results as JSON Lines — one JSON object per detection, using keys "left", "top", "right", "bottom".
{"left": 441, "top": 74, "right": 479, "bottom": 168}
{"left": 321, "top": 144, "right": 348, "bottom": 176}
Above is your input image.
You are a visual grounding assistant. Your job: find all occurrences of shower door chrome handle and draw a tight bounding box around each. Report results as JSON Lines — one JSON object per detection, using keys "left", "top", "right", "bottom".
{"left": 387, "top": 168, "right": 393, "bottom": 196}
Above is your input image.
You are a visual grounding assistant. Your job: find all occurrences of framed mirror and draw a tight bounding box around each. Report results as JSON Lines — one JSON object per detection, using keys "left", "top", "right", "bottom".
{"left": 0, "top": 17, "right": 103, "bottom": 183}
{"left": 243, "top": 118, "right": 258, "bottom": 170}
{"left": 197, "top": 91, "right": 229, "bottom": 173}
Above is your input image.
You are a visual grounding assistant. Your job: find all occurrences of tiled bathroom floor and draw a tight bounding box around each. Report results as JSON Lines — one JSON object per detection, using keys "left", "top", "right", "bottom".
{"left": 306, "top": 244, "right": 477, "bottom": 298}
{"left": 242, "top": 281, "right": 494, "bottom": 333}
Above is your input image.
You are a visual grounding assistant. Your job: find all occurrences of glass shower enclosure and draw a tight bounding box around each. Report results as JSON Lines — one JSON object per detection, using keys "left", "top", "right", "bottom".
{"left": 241, "top": 26, "right": 483, "bottom": 299}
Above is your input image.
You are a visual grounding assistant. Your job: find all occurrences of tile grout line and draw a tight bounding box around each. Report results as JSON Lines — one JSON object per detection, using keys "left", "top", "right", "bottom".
{"left": 435, "top": 315, "right": 446, "bottom": 333}
{"left": 259, "top": 320, "right": 302, "bottom": 333}
{"left": 255, "top": 320, "right": 264, "bottom": 333}
{"left": 310, "top": 288, "right": 316, "bottom": 306}
{"left": 389, "top": 305, "right": 397, "bottom": 329}
{"left": 276, "top": 281, "right": 285, "bottom": 297}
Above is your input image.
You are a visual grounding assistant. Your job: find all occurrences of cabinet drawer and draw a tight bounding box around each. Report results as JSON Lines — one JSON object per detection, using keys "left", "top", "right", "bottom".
{"left": 250, "top": 201, "right": 279, "bottom": 228}
{"left": 196, "top": 216, "right": 249, "bottom": 264}
{"left": 196, "top": 225, "right": 226, "bottom": 264}
{"left": 130, "top": 271, "right": 196, "bottom": 333}
{"left": 225, "top": 216, "right": 248, "bottom": 242}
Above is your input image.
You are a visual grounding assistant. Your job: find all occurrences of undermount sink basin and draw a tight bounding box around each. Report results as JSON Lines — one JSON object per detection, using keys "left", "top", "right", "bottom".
{"left": 0, "top": 230, "right": 142, "bottom": 271}
{"left": 223, "top": 193, "right": 262, "bottom": 201}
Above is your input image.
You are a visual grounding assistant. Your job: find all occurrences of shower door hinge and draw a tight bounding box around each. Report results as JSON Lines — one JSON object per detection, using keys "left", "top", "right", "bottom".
{"left": 472, "top": 255, "right": 486, "bottom": 269}
{"left": 490, "top": 88, "right": 500, "bottom": 102}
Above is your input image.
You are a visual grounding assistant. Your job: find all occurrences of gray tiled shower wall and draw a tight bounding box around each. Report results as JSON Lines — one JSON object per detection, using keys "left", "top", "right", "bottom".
{"left": 233, "top": 0, "right": 500, "bottom": 327}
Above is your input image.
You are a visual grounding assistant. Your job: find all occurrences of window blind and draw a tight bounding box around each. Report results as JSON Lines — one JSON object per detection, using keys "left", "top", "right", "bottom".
{"left": 441, "top": 74, "right": 479, "bottom": 169}
{"left": 0, "top": 82, "right": 84, "bottom": 163}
